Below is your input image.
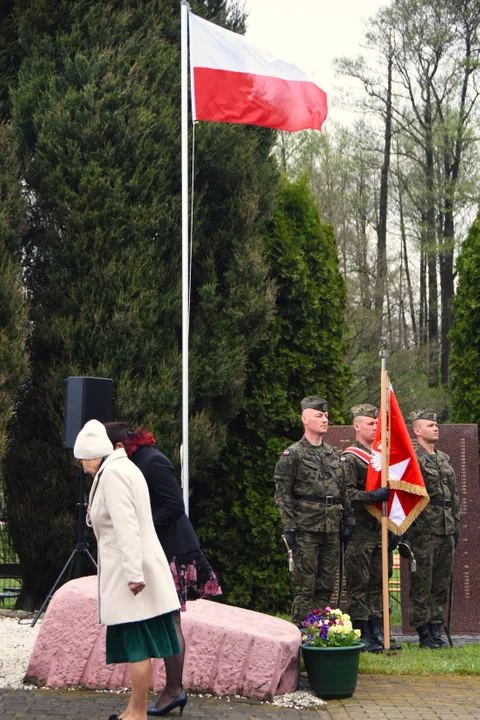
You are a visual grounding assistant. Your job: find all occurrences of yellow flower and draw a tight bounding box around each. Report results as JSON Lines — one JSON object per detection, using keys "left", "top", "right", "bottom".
{"left": 341, "top": 613, "right": 351, "bottom": 621}
{"left": 354, "top": 629, "right": 361, "bottom": 638}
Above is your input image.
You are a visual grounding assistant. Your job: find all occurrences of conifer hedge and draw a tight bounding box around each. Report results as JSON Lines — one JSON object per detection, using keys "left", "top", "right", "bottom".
{"left": 191, "top": 178, "right": 351, "bottom": 614}
{"left": 3, "top": 0, "right": 279, "bottom": 609}
{"left": 0, "top": 124, "right": 28, "bottom": 488}
{"left": 451, "top": 209, "right": 480, "bottom": 424}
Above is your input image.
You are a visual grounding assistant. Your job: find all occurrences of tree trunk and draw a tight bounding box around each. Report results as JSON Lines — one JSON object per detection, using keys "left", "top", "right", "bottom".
{"left": 419, "top": 237, "right": 427, "bottom": 347}
{"left": 438, "top": 63, "right": 470, "bottom": 387}
{"left": 398, "top": 180, "right": 418, "bottom": 347}
{"left": 374, "top": 42, "right": 393, "bottom": 340}
{"left": 424, "top": 94, "right": 439, "bottom": 387}
{"left": 440, "top": 206, "right": 454, "bottom": 387}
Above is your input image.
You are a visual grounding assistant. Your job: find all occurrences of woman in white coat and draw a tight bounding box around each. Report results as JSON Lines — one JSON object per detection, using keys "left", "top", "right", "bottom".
{"left": 74, "top": 420, "right": 182, "bottom": 720}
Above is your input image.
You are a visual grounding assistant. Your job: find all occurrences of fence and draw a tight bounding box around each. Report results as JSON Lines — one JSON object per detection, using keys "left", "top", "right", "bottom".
{"left": 389, "top": 552, "right": 402, "bottom": 626}
{"left": 332, "top": 550, "right": 403, "bottom": 626}
{"left": 0, "top": 518, "right": 22, "bottom": 606}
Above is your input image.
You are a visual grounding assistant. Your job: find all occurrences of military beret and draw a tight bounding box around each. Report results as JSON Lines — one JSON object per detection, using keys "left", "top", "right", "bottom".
{"left": 407, "top": 408, "right": 438, "bottom": 424}
{"left": 351, "top": 403, "right": 378, "bottom": 419}
{"left": 300, "top": 396, "right": 328, "bottom": 413}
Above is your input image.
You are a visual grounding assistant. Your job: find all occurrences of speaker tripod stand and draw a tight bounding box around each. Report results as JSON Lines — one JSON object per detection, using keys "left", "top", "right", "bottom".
{"left": 31, "top": 468, "right": 97, "bottom": 627}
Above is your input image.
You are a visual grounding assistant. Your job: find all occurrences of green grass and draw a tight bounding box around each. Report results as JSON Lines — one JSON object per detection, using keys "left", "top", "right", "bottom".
{"left": 359, "top": 642, "right": 480, "bottom": 675}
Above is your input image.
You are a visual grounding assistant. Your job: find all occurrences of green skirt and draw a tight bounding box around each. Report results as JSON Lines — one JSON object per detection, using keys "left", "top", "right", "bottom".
{"left": 106, "top": 611, "right": 180, "bottom": 664}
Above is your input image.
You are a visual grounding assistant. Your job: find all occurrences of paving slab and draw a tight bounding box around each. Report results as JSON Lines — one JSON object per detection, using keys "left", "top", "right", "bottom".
{"left": 326, "top": 676, "right": 480, "bottom": 720}
{"left": 2, "top": 675, "right": 480, "bottom": 719}
{"left": 0, "top": 688, "right": 322, "bottom": 719}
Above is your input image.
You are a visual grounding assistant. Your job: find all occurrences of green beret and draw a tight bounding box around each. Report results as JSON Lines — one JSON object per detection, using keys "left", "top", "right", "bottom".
{"left": 300, "top": 396, "right": 328, "bottom": 413}
{"left": 351, "top": 404, "right": 378, "bottom": 419}
{"left": 408, "top": 408, "right": 438, "bottom": 424}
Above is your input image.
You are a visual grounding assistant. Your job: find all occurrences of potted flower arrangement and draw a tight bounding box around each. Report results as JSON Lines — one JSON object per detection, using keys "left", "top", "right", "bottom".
{"left": 300, "top": 607, "right": 364, "bottom": 699}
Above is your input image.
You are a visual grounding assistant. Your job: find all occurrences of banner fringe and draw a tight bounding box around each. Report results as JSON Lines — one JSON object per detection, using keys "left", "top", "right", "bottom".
{"left": 366, "top": 494, "right": 431, "bottom": 535}
{"left": 388, "top": 479, "right": 429, "bottom": 497}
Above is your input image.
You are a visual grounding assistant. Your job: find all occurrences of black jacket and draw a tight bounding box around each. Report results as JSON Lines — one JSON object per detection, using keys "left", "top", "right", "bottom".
{"left": 131, "top": 445, "right": 200, "bottom": 562}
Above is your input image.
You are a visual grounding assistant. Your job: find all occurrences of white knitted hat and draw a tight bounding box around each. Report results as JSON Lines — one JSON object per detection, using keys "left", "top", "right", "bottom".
{"left": 74, "top": 419, "right": 113, "bottom": 460}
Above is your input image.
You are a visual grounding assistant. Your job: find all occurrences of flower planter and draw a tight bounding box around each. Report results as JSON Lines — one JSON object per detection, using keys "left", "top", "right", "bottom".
{"left": 301, "top": 641, "right": 364, "bottom": 699}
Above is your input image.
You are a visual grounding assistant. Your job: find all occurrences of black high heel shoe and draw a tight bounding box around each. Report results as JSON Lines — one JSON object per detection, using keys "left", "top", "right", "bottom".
{"left": 146, "top": 689, "right": 188, "bottom": 716}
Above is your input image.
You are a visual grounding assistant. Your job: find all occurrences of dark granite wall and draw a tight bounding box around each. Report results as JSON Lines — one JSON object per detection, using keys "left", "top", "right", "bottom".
{"left": 324, "top": 424, "right": 479, "bottom": 634}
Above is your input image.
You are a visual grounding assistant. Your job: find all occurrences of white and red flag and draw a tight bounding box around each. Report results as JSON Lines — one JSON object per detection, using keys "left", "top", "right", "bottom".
{"left": 189, "top": 13, "right": 328, "bottom": 132}
{"left": 366, "top": 381, "right": 429, "bottom": 534}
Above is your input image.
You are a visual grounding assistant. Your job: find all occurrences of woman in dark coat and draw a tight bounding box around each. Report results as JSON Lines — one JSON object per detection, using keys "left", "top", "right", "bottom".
{"left": 104, "top": 423, "right": 221, "bottom": 717}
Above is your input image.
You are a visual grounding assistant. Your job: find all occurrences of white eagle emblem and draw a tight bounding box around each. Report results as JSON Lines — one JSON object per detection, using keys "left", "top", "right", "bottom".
{"left": 370, "top": 447, "right": 410, "bottom": 481}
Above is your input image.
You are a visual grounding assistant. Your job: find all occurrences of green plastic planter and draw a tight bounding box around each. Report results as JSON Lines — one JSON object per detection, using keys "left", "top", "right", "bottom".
{"left": 301, "top": 641, "right": 365, "bottom": 699}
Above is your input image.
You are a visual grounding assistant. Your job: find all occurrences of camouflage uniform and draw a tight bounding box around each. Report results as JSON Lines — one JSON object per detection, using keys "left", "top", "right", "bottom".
{"left": 343, "top": 440, "right": 383, "bottom": 621}
{"left": 274, "top": 435, "right": 354, "bottom": 626}
{"left": 407, "top": 413, "right": 462, "bottom": 628}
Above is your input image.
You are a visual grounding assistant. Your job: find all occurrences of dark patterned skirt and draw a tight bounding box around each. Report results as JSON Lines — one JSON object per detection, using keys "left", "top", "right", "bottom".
{"left": 106, "top": 611, "right": 180, "bottom": 664}
{"left": 170, "top": 548, "right": 222, "bottom": 611}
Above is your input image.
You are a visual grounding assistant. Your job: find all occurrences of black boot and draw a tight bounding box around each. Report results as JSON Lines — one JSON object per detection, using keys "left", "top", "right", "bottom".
{"left": 353, "top": 620, "right": 383, "bottom": 653}
{"left": 416, "top": 622, "right": 440, "bottom": 649}
{"left": 368, "top": 617, "right": 384, "bottom": 648}
{"left": 369, "top": 617, "right": 402, "bottom": 651}
{"left": 429, "top": 622, "right": 449, "bottom": 648}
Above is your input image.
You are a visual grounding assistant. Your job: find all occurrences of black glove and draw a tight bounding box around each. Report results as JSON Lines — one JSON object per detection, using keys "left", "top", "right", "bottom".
{"left": 388, "top": 531, "right": 400, "bottom": 552}
{"left": 454, "top": 532, "right": 460, "bottom": 549}
{"left": 343, "top": 525, "right": 355, "bottom": 549}
{"left": 398, "top": 535, "right": 413, "bottom": 559}
{"left": 283, "top": 529, "right": 296, "bottom": 549}
{"left": 369, "top": 486, "right": 390, "bottom": 503}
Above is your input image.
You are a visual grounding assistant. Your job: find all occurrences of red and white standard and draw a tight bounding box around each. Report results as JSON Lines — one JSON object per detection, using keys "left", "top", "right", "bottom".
{"left": 189, "top": 13, "right": 328, "bottom": 133}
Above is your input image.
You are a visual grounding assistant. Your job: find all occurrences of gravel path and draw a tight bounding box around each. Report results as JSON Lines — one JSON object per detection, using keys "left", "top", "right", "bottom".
{"left": 0, "top": 615, "right": 42, "bottom": 689}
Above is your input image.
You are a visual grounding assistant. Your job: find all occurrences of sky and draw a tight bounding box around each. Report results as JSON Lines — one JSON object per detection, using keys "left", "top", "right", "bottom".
{"left": 244, "top": 0, "right": 387, "bottom": 124}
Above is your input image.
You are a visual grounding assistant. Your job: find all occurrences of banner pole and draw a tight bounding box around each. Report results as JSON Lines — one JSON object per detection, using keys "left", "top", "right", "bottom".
{"left": 181, "top": 0, "right": 190, "bottom": 515}
{"left": 380, "top": 338, "right": 391, "bottom": 651}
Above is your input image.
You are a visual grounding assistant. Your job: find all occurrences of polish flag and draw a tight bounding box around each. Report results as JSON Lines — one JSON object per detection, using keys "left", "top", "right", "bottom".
{"left": 366, "top": 381, "right": 429, "bottom": 534}
{"left": 189, "top": 13, "right": 328, "bottom": 133}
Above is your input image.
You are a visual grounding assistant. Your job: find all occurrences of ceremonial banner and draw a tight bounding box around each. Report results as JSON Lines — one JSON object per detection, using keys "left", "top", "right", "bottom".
{"left": 189, "top": 13, "right": 328, "bottom": 132}
{"left": 366, "top": 381, "right": 429, "bottom": 533}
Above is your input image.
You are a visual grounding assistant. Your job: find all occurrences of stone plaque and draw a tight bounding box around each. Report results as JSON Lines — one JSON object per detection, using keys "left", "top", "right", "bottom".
{"left": 325, "top": 424, "right": 480, "bottom": 635}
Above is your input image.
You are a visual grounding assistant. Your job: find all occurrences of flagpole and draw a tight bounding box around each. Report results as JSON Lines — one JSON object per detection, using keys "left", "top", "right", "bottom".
{"left": 380, "top": 338, "right": 391, "bottom": 651}
{"left": 181, "top": 0, "right": 190, "bottom": 515}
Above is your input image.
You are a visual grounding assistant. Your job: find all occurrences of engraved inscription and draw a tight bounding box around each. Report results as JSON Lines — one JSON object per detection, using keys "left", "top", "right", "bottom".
{"left": 460, "top": 438, "right": 468, "bottom": 515}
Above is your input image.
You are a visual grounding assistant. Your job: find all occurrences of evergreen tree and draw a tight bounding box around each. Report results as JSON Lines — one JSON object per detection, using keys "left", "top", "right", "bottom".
{"left": 192, "top": 178, "right": 351, "bottom": 614}
{"left": 0, "top": 124, "right": 28, "bottom": 502}
{"left": 4, "top": 0, "right": 278, "bottom": 608}
{"left": 450, "top": 209, "right": 480, "bottom": 423}
{"left": 0, "top": 0, "right": 22, "bottom": 121}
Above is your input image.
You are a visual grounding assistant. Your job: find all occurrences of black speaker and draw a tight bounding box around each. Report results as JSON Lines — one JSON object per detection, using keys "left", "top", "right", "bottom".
{"left": 63, "top": 376, "right": 113, "bottom": 449}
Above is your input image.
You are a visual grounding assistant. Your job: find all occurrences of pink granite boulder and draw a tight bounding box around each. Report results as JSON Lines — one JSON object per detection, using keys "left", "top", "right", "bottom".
{"left": 26, "top": 576, "right": 300, "bottom": 699}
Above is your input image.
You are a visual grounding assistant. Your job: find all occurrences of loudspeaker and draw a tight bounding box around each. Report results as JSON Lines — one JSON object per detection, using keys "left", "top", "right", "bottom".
{"left": 63, "top": 376, "right": 113, "bottom": 449}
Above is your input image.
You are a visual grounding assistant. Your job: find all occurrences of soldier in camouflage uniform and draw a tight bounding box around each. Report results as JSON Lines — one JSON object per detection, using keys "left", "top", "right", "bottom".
{"left": 342, "top": 404, "right": 394, "bottom": 652}
{"left": 274, "top": 396, "right": 355, "bottom": 627}
{"left": 404, "top": 409, "right": 462, "bottom": 649}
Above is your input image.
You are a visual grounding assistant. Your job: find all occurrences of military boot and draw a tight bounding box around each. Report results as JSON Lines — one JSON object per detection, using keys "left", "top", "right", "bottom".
{"left": 369, "top": 617, "right": 402, "bottom": 651}
{"left": 416, "top": 622, "right": 440, "bottom": 649}
{"left": 429, "top": 622, "right": 449, "bottom": 648}
{"left": 353, "top": 620, "right": 383, "bottom": 653}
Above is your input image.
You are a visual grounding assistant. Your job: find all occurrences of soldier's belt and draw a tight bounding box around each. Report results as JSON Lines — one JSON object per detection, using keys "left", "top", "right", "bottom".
{"left": 294, "top": 493, "right": 341, "bottom": 506}
{"left": 429, "top": 498, "right": 453, "bottom": 508}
